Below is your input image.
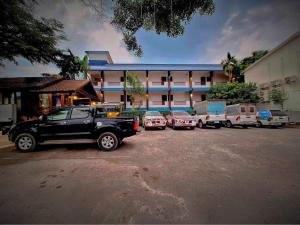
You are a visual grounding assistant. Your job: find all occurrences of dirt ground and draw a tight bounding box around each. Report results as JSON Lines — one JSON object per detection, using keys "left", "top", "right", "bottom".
{"left": 0, "top": 126, "right": 300, "bottom": 223}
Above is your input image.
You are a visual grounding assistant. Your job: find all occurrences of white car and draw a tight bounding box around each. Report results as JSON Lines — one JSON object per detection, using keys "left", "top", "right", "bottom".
{"left": 225, "top": 104, "right": 257, "bottom": 128}
{"left": 142, "top": 111, "right": 166, "bottom": 130}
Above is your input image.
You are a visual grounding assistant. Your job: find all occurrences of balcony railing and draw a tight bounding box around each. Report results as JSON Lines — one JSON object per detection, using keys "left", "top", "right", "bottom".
{"left": 104, "top": 81, "right": 124, "bottom": 88}
{"left": 192, "top": 81, "right": 211, "bottom": 87}
{"left": 171, "top": 100, "right": 190, "bottom": 107}
{"left": 148, "top": 81, "right": 168, "bottom": 87}
{"left": 149, "top": 100, "right": 168, "bottom": 107}
{"left": 170, "top": 81, "right": 189, "bottom": 87}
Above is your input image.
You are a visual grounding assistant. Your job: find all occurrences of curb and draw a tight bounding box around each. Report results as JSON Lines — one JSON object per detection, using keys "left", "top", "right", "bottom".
{"left": 0, "top": 144, "right": 15, "bottom": 151}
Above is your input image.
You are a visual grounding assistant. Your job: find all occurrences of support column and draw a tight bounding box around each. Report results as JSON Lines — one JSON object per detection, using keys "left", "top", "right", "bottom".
{"left": 189, "top": 71, "right": 193, "bottom": 108}
{"left": 168, "top": 71, "right": 171, "bottom": 109}
{"left": 210, "top": 71, "right": 214, "bottom": 85}
{"left": 123, "top": 70, "right": 127, "bottom": 110}
{"left": 146, "top": 70, "right": 149, "bottom": 110}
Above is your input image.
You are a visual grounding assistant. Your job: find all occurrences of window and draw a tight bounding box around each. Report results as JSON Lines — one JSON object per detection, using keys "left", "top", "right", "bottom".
{"left": 201, "top": 94, "right": 206, "bottom": 101}
{"left": 169, "top": 76, "right": 173, "bottom": 82}
{"left": 120, "top": 76, "right": 124, "bottom": 82}
{"left": 241, "top": 107, "right": 246, "bottom": 113}
{"left": 207, "top": 76, "right": 211, "bottom": 82}
{"left": 120, "top": 95, "right": 125, "bottom": 102}
{"left": 47, "top": 109, "right": 69, "bottom": 121}
{"left": 127, "top": 95, "right": 132, "bottom": 102}
{"left": 162, "top": 95, "right": 168, "bottom": 102}
{"left": 161, "top": 77, "right": 167, "bottom": 82}
{"left": 71, "top": 108, "right": 90, "bottom": 119}
{"left": 249, "top": 107, "right": 255, "bottom": 113}
{"left": 201, "top": 77, "right": 206, "bottom": 85}
{"left": 169, "top": 95, "right": 173, "bottom": 101}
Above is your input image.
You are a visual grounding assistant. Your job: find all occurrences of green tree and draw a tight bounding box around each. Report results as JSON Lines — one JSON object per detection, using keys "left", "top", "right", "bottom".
{"left": 0, "top": 0, "right": 65, "bottom": 66}
{"left": 207, "top": 82, "right": 260, "bottom": 105}
{"left": 80, "top": 55, "right": 89, "bottom": 79}
{"left": 55, "top": 49, "right": 81, "bottom": 80}
{"left": 125, "top": 71, "right": 146, "bottom": 110}
{"left": 239, "top": 50, "right": 268, "bottom": 72}
{"left": 221, "top": 52, "right": 240, "bottom": 82}
{"left": 84, "top": 0, "right": 215, "bottom": 56}
{"left": 269, "top": 88, "right": 288, "bottom": 110}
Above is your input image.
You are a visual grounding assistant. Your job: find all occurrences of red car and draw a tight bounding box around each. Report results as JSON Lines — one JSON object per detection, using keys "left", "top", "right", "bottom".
{"left": 166, "top": 111, "right": 196, "bottom": 130}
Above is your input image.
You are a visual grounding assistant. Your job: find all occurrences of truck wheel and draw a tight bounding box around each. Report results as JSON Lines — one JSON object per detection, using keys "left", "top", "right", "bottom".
{"left": 226, "top": 121, "right": 232, "bottom": 128}
{"left": 97, "top": 132, "right": 118, "bottom": 151}
{"left": 215, "top": 124, "right": 221, "bottom": 129}
{"left": 161, "top": 126, "right": 166, "bottom": 130}
{"left": 256, "top": 122, "right": 262, "bottom": 128}
{"left": 15, "top": 133, "right": 37, "bottom": 152}
{"left": 172, "top": 121, "right": 176, "bottom": 130}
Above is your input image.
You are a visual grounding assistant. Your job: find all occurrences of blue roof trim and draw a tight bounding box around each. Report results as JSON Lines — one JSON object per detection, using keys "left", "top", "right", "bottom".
{"left": 192, "top": 87, "right": 210, "bottom": 91}
{"left": 170, "top": 87, "right": 192, "bottom": 91}
{"left": 171, "top": 107, "right": 192, "bottom": 111}
{"left": 148, "top": 87, "right": 170, "bottom": 91}
{"left": 125, "top": 108, "right": 147, "bottom": 111}
{"left": 89, "top": 60, "right": 108, "bottom": 66}
{"left": 89, "top": 63, "right": 223, "bottom": 71}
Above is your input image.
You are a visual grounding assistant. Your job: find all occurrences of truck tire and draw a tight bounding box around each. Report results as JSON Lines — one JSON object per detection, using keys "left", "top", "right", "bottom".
{"left": 97, "top": 132, "right": 119, "bottom": 151}
{"left": 215, "top": 124, "right": 221, "bottom": 129}
{"left": 15, "top": 133, "right": 37, "bottom": 152}
{"left": 256, "top": 122, "right": 262, "bottom": 128}
{"left": 226, "top": 121, "right": 232, "bottom": 128}
{"left": 172, "top": 121, "right": 176, "bottom": 130}
{"left": 198, "top": 120, "right": 205, "bottom": 128}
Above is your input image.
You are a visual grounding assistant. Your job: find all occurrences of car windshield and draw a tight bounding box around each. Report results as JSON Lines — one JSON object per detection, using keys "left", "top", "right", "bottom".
{"left": 173, "top": 111, "right": 189, "bottom": 116}
{"left": 270, "top": 110, "right": 287, "bottom": 116}
{"left": 145, "top": 111, "right": 161, "bottom": 116}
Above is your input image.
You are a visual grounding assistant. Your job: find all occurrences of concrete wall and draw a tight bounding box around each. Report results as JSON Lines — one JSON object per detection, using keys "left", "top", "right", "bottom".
{"left": 245, "top": 33, "right": 300, "bottom": 122}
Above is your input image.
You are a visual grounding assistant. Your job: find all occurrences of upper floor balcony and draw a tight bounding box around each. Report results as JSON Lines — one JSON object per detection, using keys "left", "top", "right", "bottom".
{"left": 148, "top": 81, "right": 168, "bottom": 88}
{"left": 192, "top": 80, "right": 212, "bottom": 88}
{"left": 171, "top": 100, "right": 190, "bottom": 108}
{"left": 104, "top": 81, "right": 124, "bottom": 88}
{"left": 170, "top": 81, "right": 189, "bottom": 88}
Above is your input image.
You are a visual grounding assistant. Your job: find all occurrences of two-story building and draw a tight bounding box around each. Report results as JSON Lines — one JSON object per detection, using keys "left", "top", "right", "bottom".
{"left": 87, "top": 51, "right": 228, "bottom": 111}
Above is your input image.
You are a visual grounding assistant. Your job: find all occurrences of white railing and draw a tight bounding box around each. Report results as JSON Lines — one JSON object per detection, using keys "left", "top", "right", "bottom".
{"left": 192, "top": 81, "right": 211, "bottom": 88}
{"left": 126, "top": 101, "right": 146, "bottom": 109}
{"left": 148, "top": 81, "right": 168, "bottom": 87}
{"left": 149, "top": 101, "right": 168, "bottom": 107}
{"left": 104, "top": 81, "right": 124, "bottom": 88}
{"left": 171, "top": 100, "right": 190, "bottom": 107}
{"left": 170, "top": 81, "right": 189, "bottom": 87}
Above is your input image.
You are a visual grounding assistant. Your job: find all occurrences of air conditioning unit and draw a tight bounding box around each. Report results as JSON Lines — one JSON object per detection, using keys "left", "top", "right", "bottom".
{"left": 284, "top": 75, "right": 297, "bottom": 84}
{"left": 270, "top": 79, "right": 283, "bottom": 87}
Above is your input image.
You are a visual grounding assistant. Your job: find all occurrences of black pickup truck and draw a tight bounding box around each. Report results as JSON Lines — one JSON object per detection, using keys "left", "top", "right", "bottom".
{"left": 4, "top": 106, "right": 139, "bottom": 152}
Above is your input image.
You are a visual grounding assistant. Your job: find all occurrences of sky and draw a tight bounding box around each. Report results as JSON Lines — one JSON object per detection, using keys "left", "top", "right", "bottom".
{"left": 1, "top": 0, "right": 300, "bottom": 77}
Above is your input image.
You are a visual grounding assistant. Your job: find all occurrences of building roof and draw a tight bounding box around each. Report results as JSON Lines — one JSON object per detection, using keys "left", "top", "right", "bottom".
{"left": 34, "top": 80, "right": 99, "bottom": 101}
{"left": 89, "top": 63, "right": 223, "bottom": 71}
{"left": 244, "top": 30, "right": 300, "bottom": 73}
{"left": 0, "top": 76, "right": 62, "bottom": 91}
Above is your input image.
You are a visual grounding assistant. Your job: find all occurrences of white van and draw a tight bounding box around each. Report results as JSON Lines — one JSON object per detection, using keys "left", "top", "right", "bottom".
{"left": 193, "top": 100, "right": 226, "bottom": 128}
{"left": 225, "top": 104, "right": 257, "bottom": 128}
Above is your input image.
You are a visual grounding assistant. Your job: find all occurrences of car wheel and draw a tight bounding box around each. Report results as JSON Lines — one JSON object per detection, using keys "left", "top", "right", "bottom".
{"left": 198, "top": 120, "right": 205, "bottom": 128}
{"left": 15, "top": 133, "right": 37, "bottom": 152}
{"left": 226, "top": 120, "right": 232, "bottom": 128}
{"left": 172, "top": 121, "right": 176, "bottom": 130}
{"left": 256, "top": 121, "right": 262, "bottom": 128}
{"left": 190, "top": 126, "right": 195, "bottom": 130}
{"left": 161, "top": 126, "right": 166, "bottom": 130}
{"left": 97, "top": 132, "right": 118, "bottom": 151}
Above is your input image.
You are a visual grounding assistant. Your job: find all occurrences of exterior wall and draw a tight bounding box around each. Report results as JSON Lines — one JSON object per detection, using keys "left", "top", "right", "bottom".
{"left": 104, "top": 91, "right": 123, "bottom": 104}
{"left": 213, "top": 71, "right": 228, "bottom": 84}
{"left": 171, "top": 71, "right": 189, "bottom": 87}
{"left": 148, "top": 71, "right": 168, "bottom": 87}
{"left": 245, "top": 34, "right": 300, "bottom": 122}
{"left": 193, "top": 91, "right": 207, "bottom": 105}
{"left": 148, "top": 91, "right": 168, "bottom": 108}
{"left": 171, "top": 92, "right": 190, "bottom": 108}
{"left": 104, "top": 71, "right": 124, "bottom": 88}
{"left": 192, "top": 71, "right": 211, "bottom": 87}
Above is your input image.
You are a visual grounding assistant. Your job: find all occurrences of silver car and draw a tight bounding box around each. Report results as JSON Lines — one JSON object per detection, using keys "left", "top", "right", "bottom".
{"left": 142, "top": 111, "right": 167, "bottom": 130}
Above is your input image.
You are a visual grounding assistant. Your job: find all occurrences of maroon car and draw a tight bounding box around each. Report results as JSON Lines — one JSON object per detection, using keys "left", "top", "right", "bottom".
{"left": 166, "top": 111, "right": 196, "bottom": 130}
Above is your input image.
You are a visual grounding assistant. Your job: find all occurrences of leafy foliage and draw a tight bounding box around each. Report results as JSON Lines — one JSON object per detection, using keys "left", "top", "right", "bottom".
{"left": 125, "top": 72, "right": 146, "bottom": 110}
{"left": 0, "top": 0, "right": 65, "bottom": 66}
{"left": 111, "top": 0, "right": 215, "bottom": 56}
{"left": 79, "top": 55, "right": 89, "bottom": 79}
{"left": 269, "top": 88, "right": 288, "bottom": 110}
{"left": 207, "top": 82, "right": 260, "bottom": 105}
{"left": 239, "top": 50, "right": 268, "bottom": 72}
{"left": 55, "top": 49, "right": 81, "bottom": 80}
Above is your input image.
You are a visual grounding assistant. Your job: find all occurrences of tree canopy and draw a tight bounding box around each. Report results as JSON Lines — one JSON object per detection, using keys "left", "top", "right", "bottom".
{"left": 55, "top": 50, "right": 81, "bottom": 80}
{"left": 108, "top": 0, "right": 215, "bottom": 56}
{"left": 0, "top": 0, "right": 65, "bottom": 66}
{"left": 239, "top": 50, "right": 269, "bottom": 72}
{"left": 207, "top": 82, "right": 260, "bottom": 105}
{"left": 269, "top": 88, "right": 288, "bottom": 110}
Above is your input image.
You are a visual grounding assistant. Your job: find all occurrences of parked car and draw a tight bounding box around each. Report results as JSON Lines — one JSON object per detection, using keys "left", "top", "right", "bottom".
{"left": 193, "top": 100, "right": 226, "bottom": 128}
{"left": 4, "top": 106, "right": 139, "bottom": 152}
{"left": 256, "top": 110, "right": 289, "bottom": 128}
{"left": 166, "top": 111, "right": 196, "bottom": 130}
{"left": 225, "top": 104, "right": 257, "bottom": 128}
{"left": 142, "top": 111, "right": 166, "bottom": 130}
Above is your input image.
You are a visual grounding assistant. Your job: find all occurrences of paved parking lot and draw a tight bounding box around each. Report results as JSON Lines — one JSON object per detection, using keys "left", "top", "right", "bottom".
{"left": 0, "top": 127, "right": 300, "bottom": 223}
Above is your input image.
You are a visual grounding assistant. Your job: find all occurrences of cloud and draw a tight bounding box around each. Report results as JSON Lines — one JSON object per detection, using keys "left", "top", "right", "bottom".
{"left": 200, "top": 0, "right": 300, "bottom": 63}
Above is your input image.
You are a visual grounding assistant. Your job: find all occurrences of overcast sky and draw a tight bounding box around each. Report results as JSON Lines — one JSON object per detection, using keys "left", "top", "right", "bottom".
{"left": 1, "top": 0, "right": 300, "bottom": 77}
